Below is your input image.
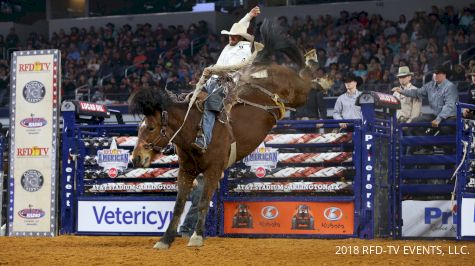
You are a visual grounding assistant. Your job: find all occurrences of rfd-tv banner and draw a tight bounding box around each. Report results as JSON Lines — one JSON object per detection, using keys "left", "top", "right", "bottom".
{"left": 8, "top": 50, "right": 60, "bottom": 236}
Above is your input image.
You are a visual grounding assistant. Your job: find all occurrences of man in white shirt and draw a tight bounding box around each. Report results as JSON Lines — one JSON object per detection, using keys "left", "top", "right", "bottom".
{"left": 392, "top": 66, "right": 422, "bottom": 123}
{"left": 192, "top": 6, "right": 261, "bottom": 153}
{"left": 180, "top": 7, "right": 260, "bottom": 239}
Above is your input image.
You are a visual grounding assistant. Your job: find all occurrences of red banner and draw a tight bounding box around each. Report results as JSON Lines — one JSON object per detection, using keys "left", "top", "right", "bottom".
{"left": 223, "top": 201, "right": 354, "bottom": 235}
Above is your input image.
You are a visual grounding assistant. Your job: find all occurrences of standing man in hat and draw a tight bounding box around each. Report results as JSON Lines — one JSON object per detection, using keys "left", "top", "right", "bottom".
{"left": 392, "top": 65, "right": 458, "bottom": 153}
{"left": 392, "top": 66, "right": 422, "bottom": 123}
{"left": 191, "top": 6, "right": 261, "bottom": 153}
{"left": 333, "top": 73, "right": 363, "bottom": 130}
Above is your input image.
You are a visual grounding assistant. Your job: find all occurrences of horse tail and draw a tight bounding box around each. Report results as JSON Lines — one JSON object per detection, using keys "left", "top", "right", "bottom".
{"left": 254, "top": 18, "right": 304, "bottom": 69}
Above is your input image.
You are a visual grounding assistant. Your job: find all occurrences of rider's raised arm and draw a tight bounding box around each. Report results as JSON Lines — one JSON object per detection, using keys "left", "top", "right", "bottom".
{"left": 238, "top": 6, "right": 260, "bottom": 29}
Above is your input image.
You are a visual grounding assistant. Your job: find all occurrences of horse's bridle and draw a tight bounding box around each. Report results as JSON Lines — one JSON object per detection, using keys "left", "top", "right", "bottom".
{"left": 140, "top": 111, "right": 170, "bottom": 152}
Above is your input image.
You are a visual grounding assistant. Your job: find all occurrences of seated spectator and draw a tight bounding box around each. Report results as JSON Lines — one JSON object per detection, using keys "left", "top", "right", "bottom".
{"left": 451, "top": 64, "right": 466, "bottom": 81}
{"left": 5, "top": 27, "right": 19, "bottom": 49}
{"left": 353, "top": 63, "right": 368, "bottom": 81}
{"left": 333, "top": 73, "right": 363, "bottom": 130}
{"left": 459, "top": 8, "right": 474, "bottom": 31}
{"left": 0, "top": 63, "right": 8, "bottom": 106}
{"left": 392, "top": 65, "right": 458, "bottom": 154}
{"left": 463, "top": 66, "right": 475, "bottom": 118}
{"left": 397, "top": 14, "right": 408, "bottom": 32}
{"left": 295, "top": 68, "right": 328, "bottom": 120}
{"left": 392, "top": 66, "right": 422, "bottom": 123}
{"left": 329, "top": 72, "right": 345, "bottom": 96}
{"left": 324, "top": 50, "right": 338, "bottom": 69}
{"left": 367, "top": 57, "right": 382, "bottom": 82}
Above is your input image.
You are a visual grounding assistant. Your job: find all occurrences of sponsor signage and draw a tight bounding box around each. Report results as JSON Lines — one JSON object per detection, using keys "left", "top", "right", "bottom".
{"left": 18, "top": 61, "right": 51, "bottom": 72}
{"left": 8, "top": 50, "right": 60, "bottom": 236}
{"left": 22, "top": 80, "right": 46, "bottom": 103}
{"left": 16, "top": 146, "right": 49, "bottom": 157}
{"left": 86, "top": 182, "right": 178, "bottom": 193}
{"left": 19, "top": 115, "right": 47, "bottom": 135}
{"left": 19, "top": 116, "right": 47, "bottom": 128}
{"left": 232, "top": 181, "right": 352, "bottom": 193}
{"left": 461, "top": 198, "right": 475, "bottom": 237}
{"left": 402, "top": 200, "right": 456, "bottom": 237}
{"left": 74, "top": 101, "right": 109, "bottom": 117}
{"left": 77, "top": 201, "right": 191, "bottom": 233}
{"left": 242, "top": 143, "right": 278, "bottom": 178}
{"left": 373, "top": 92, "right": 400, "bottom": 107}
{"left": 362, "top": 134, "right": 374, "bottom": 210}
{"left": 223, "top": 201, "right": 354, "bottom": 235}
{"left": 97, "top": 138, "right": 130, "bottom": 178}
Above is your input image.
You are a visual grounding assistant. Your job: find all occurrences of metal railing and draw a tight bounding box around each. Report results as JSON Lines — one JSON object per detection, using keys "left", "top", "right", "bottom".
{"left": 74, "top": 84, "right": 92, "bottom": 102}
{"left": 459, "top": 45, "right": 475, "bottom": 65}
{"left": 190, "top": 36, "right": 207, "bottom": 57}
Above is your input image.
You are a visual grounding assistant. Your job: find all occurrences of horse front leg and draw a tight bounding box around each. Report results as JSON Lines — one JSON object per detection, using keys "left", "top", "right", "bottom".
{"left": 187, "top": 170, "right": 222, "bottom": 247}
{"left": 154, "top": 168, "right": 197, "bottom": 250}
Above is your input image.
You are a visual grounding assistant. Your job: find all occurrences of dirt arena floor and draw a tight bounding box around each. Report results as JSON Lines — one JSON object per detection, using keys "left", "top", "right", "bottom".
{"left": 0, "top": 236, "right": 474, "bottom": 265}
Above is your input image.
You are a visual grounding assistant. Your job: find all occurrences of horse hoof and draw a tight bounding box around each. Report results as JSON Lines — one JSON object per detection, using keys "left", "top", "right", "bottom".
{"left": 153, "top": 241, "right": 170, "bottom": 250}
{"left": 187, "top": 232, "right": 203, "bottom": 247}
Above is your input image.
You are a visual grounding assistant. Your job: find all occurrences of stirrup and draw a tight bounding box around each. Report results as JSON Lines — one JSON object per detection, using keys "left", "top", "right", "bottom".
{"left": 191, "top": 136, "right": 207, "bottom": 154}
{"left": 191, "top": 142, "right": 207, "bottom": 154}
{"left": 218, "top": 111, "right": 228, "bottom": 124}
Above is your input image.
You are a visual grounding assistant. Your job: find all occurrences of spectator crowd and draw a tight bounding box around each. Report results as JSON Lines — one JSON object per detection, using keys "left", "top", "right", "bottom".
{"left": 0, "top": 3, "right": 474, "bottom": 107}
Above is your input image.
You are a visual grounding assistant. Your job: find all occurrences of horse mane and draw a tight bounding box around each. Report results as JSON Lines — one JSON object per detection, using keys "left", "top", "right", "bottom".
{"left": 128, "top": 87, "right": 171, "bottom": 116}
{"left": 254, "top": 18, "right": 304, "bottom": 69}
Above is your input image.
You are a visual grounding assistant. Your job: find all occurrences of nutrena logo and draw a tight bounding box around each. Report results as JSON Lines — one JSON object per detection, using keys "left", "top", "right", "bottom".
{"left": 93, "top": 206, "right": 172, "bottom": 230}
{"left": 20, "top": 117, "right": 47, "bottom": 128}
{"left": 18, "top": 62, "right": 51, "bottom": 72}
{"left": 18, "top": 208, "right": 45, "bottom": 219}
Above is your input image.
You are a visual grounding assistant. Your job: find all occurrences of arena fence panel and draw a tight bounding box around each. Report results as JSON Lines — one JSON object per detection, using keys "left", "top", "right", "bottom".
{"left": 219, "top": 119, "right": 361, "bottom": 238}
{"left": 396, "top": 122, "right": 456, "bottom": 238}
{"left": 396, "top": 113, "right": 457, "bottom": 238}
{"left": 218, "top": 92, "right": 400, "bottom": 239}
{"left": 50, "top": 92, "right": 469, "bottom": 239}
{"left": 456, "top": 102, "right": 475, "bottom": 240}
{"left": 0, "top": 134, "right": 5, "bottom": 236}
{"left": 59, "top": 101, "right": 218, "bottom": 236}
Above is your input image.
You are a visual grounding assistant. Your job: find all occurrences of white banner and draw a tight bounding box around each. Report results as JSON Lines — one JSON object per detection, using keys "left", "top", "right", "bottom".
{"left": 77, "top": 201, "right": 191, "bottom": 233}
{"left": 461, "top": 198, "right": 475, "bottom": 237}
{"left": 402, "top": 200, "right": 456, "bottom": 237}
{"left": 8, "top": 50, "right": 60, "bottom": 236}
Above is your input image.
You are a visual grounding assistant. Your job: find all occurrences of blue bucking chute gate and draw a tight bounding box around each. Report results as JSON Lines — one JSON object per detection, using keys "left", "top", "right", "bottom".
{"left": 3, "top": 91, "right": 473, "bottom": 239}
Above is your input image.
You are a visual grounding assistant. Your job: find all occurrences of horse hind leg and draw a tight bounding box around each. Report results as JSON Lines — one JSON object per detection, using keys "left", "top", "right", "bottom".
{"left": 187, "top": 170, "right": 221, "bottom": 247}
{"left": 154, "top": 168, "right": 197, "bottom": 250}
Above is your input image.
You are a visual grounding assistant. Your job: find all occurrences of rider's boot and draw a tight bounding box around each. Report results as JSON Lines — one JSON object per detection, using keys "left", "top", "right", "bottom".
{"left": 191, "top": 134, "right": 207, "bottom": 154}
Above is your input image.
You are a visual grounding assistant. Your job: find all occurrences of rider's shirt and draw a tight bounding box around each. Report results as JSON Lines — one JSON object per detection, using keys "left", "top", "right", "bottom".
{"left": 216, "top": 41, "right": 251, "bottom": 67}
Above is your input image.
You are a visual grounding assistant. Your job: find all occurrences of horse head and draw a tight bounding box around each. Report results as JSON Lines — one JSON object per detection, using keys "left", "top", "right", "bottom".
{"left": 129, "top": 88, "right": 172, "bottom": 167}
{"left": 133, "top": 112, "right": 170, "bottom": 167}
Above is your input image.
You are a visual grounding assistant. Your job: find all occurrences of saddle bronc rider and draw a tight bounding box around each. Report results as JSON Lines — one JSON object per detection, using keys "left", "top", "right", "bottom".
{"left": 191, "top": 6, "right": 261, "bottom": 153}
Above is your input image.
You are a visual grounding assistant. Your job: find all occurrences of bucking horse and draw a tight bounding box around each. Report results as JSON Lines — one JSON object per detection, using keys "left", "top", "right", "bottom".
{"left": 129, "top": 18, "right": 317, "bottom": 249}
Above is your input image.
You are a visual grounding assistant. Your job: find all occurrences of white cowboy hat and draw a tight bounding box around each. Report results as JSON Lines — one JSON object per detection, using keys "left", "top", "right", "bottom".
{"left": 221, "top": 23, "right": 254, "bottom": 42}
